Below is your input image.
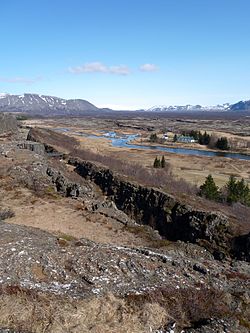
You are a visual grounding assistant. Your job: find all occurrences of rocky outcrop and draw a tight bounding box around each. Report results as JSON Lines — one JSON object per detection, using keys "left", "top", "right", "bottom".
{"left": 27, "top": 130, "right": 59, "bottom": 155}
{"left": 68, "top": 158, "right": 236, "bottom": 258}
{"left": 183, "top": 318, "right": 247, "bottom": 333}
{"left": 0, "top": 222, "right": 249, "bottom": 332}
{"left": 46, "top": 167, "right": 93, "bottom": 198}
{"left": 46, "top": 166, "right": 135, "bottom": 225}
{"left": 232, "top": 232, "right": 250, "bottom": 262}
{"left": 0, "top": 114, "right": 17, "bottom": 134}
{"left": 17, "top": 141, "right": 45, "bottom": 155}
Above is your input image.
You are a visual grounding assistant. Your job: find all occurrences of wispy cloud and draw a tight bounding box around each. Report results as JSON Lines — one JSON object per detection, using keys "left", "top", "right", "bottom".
{"left": 139, "top": 63, "right": 159, "bottom": 72}
{"left": 0, "top": 76, "right": 42, "bottom": 84}
{"left": 69, "top": 62, "right": 131, "bottom": 75}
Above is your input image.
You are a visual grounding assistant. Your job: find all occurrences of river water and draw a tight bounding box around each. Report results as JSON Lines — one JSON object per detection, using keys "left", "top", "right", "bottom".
{"left": 57, "top": 129, "right": 250, "bottom": 161}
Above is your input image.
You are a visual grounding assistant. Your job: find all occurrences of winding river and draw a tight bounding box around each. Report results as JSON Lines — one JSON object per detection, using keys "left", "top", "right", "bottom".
{"left": 57, "top": 129, "right": 250, "bottom": 161}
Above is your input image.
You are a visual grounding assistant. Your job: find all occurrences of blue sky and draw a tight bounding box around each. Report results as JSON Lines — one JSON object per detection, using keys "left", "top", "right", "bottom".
{"left": 1, "top": 0, "right": 250, "bottom": 109}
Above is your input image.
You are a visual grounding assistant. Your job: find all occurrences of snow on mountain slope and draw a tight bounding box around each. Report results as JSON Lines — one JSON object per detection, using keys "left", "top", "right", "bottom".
{"left": 0, "top": 93, "right": 99, "bottom": 115}
{"left": 147, "top": 103, "right": 231, "bottom": 112}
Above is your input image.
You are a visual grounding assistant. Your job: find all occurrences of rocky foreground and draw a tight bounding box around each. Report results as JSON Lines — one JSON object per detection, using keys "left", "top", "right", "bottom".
{"left": 0, "top": 124, "right": 249, "bottom": 332}
{"left": 0, "top": 221, "right": 249, "bottom": 332}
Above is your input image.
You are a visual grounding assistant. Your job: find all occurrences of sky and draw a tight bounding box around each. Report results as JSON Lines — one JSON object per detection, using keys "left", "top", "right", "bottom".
{"left": 1, "top": 0, "right": 250, "bottom": 109}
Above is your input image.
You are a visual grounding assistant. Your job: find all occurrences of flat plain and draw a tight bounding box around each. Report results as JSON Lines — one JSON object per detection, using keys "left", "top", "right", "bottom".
{"left": 23, "top": 111, "right": 250, "bottom": 188}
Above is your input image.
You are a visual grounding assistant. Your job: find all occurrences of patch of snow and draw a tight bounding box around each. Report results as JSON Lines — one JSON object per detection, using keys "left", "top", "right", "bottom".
{"left": 0, "top": 93, "right": 8, "bottom": 99}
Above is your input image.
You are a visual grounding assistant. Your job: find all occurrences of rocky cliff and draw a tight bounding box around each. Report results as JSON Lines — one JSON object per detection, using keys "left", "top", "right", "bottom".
{"left": 68, "top": 158, "right": 235, "bottom": 259}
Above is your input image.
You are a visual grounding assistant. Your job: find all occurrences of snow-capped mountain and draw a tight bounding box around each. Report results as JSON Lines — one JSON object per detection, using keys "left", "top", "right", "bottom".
{"left": 0, "top": 93, "right": 99, "bottom": 115}
{"left": 147, "top": 103, "right": 231, "bottom": 112}
{"left": 230, "top": 100, "right": 250, "bottom": 111}
{"left": 1, "top": 93, "right": 250, "bottom": 115}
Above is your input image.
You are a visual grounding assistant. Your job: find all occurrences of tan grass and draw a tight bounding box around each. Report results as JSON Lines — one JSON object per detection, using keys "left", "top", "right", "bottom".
{"left": 0, "top": 292, "right": 169, "bottom": 333}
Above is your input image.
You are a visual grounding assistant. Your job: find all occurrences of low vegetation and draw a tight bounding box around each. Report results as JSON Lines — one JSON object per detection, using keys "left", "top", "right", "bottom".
{"left": 71, "top": 147, "right": 198, "bottom": 196}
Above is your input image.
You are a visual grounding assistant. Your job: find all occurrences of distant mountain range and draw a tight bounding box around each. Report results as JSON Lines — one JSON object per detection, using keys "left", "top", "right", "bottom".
{"left": 0, "top": 93, "right": 250, "bottom": 115}
{"left": 147, "top": 101, "right": 250, "bottom": 112}
{"left": 0, "top": 93, "right": 99, "bottom": 115}
{"left": 229, "top": 100, "right": 250, "bottom": 111}
{"left": 146, "top": 104, "right": 231, "bottom": 112}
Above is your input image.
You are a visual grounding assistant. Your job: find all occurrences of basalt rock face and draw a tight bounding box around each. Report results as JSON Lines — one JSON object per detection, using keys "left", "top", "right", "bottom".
{"left": 27, "top": 129, "right": 60, "bottom": 154}
{"left": 232, "top": 232, "right": 250, "bottom": 262}
{"left": 68, "top": 158, "right": 234, "bottom": 258}
{"left": 17, "top": 141, "right": 45, "bottom": 155}
{"left": 46, "top": 167, "right": 93, "bottom": 198}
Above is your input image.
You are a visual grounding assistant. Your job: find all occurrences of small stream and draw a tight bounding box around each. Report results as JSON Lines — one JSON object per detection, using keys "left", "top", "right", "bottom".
{"left": 57, "top": 129, "right": 250, "bottom": 161}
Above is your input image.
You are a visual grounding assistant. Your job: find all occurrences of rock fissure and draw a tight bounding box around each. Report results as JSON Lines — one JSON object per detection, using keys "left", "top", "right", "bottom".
{"left": 68, "top": 157, "right": 235, "bottom": 259}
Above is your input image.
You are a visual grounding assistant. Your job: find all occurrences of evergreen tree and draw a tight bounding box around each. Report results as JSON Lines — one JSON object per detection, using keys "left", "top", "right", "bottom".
{"left": 198, "top": 131, "right": 210, "bottom": 145}
{"left": 153, "top": 157, "right": 161, "bottom": 168}
{"left": 216, "top": 137, "right": 229, "bottom": 150}
{"left": 226, "top": 175, "right": 237, "bottom": 203}
{"left": 190, "top": 130, "right": 199, "bottom": 140}
{"left": 161, "top": 156, "right": 166, "bottom": 168}
{"left": 203, "top": 131, "right": 211, "bottom": 145}
{"left": 150, "top": 133, "right": 158, "bottom": 143}
{"left": 199, "top": 175, "right": 220, "bottom": 200}
{"left": 198, "top": 131, "right": 204, "bottom": 145}
{"left": 226, "top": 176, "right": 250, "bottom": 206}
